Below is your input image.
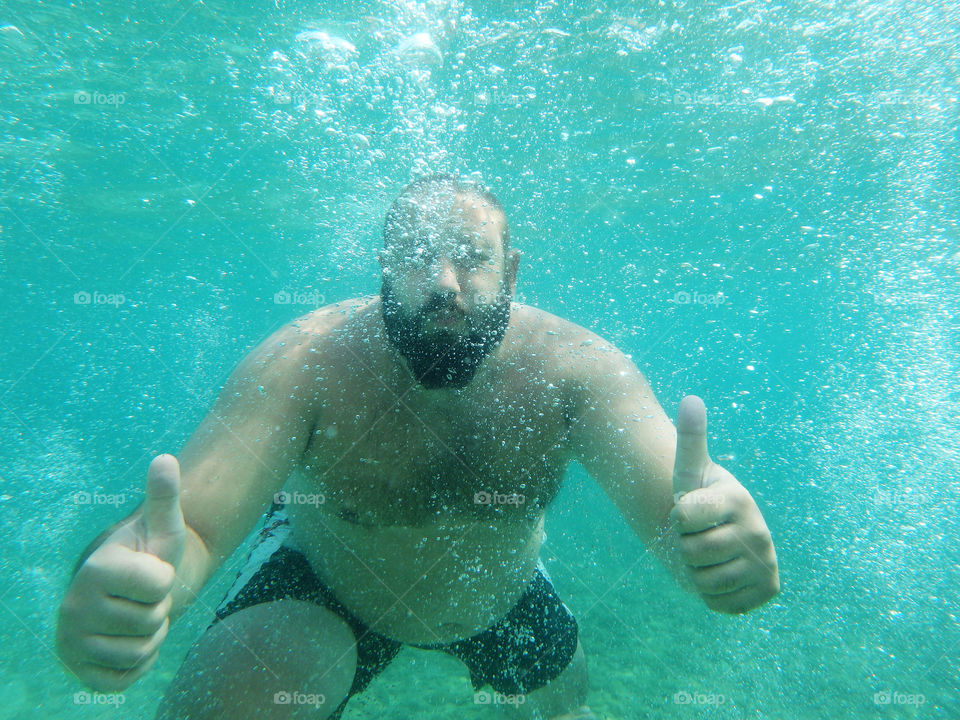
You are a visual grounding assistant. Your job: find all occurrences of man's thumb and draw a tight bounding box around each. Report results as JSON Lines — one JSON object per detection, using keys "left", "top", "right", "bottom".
{"left": 672, "top": 395, "right": 711, "bottom": 498}
{"left": 142, "top": 454, "right": 186, "bottom": 567}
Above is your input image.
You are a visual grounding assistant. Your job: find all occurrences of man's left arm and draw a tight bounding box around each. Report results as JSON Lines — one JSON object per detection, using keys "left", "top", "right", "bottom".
{"left": 562, "top": 332, "right": 779, "bottom": 614}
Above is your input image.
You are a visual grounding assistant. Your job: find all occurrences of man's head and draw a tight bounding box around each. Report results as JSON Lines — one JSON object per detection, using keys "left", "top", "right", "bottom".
{"left": 378, "top": 174, "right": 519, "bottom": 389}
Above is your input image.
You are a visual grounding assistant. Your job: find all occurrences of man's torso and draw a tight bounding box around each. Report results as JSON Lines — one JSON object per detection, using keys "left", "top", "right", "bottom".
{"left": 282, "top": 296, "right": 577, "bottom": 644}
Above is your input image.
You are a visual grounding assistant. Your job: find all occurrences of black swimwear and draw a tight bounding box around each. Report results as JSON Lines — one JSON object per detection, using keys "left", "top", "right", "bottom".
{"left": 208, "top": 503, "right": 579, "bottom": 719}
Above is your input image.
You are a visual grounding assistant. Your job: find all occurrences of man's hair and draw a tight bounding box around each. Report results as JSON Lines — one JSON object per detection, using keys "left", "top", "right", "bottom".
{"left": 382, "top": 173, "right": 510, "bottom": 253}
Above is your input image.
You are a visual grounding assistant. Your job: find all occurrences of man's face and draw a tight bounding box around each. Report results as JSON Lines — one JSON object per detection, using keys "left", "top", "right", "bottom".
{"left": 380, "top": 193, "right": 514, "bottom": 389}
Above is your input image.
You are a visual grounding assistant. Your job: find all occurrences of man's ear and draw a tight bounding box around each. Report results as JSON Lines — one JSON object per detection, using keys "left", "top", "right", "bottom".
{"left": 504, "top": 248, "right": 520, "bottom": 296}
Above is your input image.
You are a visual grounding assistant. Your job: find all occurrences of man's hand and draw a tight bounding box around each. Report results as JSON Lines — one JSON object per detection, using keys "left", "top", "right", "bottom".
{"left": 56, "top": 454, "right": 186, "bottom": 691}
{"left": 670, "top": 395, "right": 779, "bottom": 614}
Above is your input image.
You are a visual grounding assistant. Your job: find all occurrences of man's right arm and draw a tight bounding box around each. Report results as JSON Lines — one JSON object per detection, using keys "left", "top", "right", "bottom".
{"left": 170, "top": 318, "right": 321, "bottom": 609}
{"left": 74, "top": 315, "right": 322, "bottom": 618}
{"left": 57, "top": 312, "right": 332, "bottom": 691}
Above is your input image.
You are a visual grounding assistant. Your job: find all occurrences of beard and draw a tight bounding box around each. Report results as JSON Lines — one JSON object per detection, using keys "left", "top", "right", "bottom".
{"left": 380, "top": 277, "right": 511, "bottom": 389}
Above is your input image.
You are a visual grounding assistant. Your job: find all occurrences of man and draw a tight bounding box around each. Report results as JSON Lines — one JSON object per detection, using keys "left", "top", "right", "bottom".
{"left": 56, "top": 175, "right": 779, "bottom": 719}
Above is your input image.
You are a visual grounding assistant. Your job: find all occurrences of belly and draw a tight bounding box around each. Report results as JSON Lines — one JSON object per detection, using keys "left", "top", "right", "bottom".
{"left": 286, "top": 506, "right": 546, "bottom": 644}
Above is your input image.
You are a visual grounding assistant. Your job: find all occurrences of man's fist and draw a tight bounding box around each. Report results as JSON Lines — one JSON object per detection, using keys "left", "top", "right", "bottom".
{"left": 56, "top": 455, "right": 185, "bottom": 690}
{"left": 670, "top": 396, "right": 779, "bottom": 614}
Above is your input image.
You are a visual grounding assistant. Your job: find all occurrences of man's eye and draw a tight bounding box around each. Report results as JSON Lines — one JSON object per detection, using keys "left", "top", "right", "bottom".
{"left": 463, "top": 250, "right": 489, "bottom": 267}
{"left": 408, "top": 247, "right": 437, "bottom": 266}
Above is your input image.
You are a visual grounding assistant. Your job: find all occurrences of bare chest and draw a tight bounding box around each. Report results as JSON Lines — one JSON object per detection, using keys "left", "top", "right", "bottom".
{"left": 299, "top": 382, "right": 572, "bottom": 526}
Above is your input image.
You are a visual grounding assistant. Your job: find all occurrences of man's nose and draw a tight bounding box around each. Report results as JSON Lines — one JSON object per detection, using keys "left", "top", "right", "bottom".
{"left": 432, "top": 256, "right": 461, "bottom": 294}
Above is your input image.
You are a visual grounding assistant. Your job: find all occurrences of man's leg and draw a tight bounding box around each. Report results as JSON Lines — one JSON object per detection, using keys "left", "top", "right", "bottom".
{"left": 505, "top": 639, "right": 593, "bottom": 720}
{"left": 442, "top": 561, "right": 595, "bottom": 720}
{"left": 155, "top": 599, "right": 357, "bottom": 720}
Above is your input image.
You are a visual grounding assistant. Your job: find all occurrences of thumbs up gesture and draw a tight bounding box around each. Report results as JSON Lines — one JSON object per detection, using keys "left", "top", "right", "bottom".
{"left": 56, "top": 455, "right": 186, "bottom": 691}
{"left": 669, "top": 396, "right": 779, "bottom": 614}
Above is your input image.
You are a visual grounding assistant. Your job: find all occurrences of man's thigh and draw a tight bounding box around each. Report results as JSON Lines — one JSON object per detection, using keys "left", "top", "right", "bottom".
{"left": 155, "top": 599, "right": 357, "bottom": 720}
{"left": 515, "top": 638, "right": 589, "bottom": 719}
{"left": 444, "top": 566, "right": 580, "bottom": 697}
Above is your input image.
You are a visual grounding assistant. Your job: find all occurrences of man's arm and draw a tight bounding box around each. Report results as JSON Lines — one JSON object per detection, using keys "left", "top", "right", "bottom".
{"left": 71, "top": 314, "right": 323, "bottom": 619}
{"left": 561, "top": 325, "right": 779, "bottom": 613}
{"left": 559, "top": 329, "right": 684, "bottom": 577}
{"left": 168, "top": 315, "right": 326, "bottom": 616}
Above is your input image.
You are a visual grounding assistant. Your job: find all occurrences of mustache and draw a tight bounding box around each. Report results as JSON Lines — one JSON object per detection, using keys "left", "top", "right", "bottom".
{"left": 422, "top": 294, "right": 464, "bottom": 317}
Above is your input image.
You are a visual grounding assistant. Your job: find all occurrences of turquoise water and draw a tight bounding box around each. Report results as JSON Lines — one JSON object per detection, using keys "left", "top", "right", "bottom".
{"left": 1, "top": 0, "right": 958, "bottom": 717}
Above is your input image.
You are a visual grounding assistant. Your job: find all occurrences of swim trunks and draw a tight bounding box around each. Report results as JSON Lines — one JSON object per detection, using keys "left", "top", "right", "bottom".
{"left": 208, "top": 502, "right": 579, "bottom": 719}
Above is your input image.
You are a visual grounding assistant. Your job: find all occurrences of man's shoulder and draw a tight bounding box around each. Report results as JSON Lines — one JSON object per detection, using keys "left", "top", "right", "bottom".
{"left": 287, "top": 295, "right": 379, "bottom": 337}
{"left": 506, "top": 303, "right": 630, "bottom": 388}
{"left": 508, "top": 302, "right": 620, "bottom": 354}
{"left": 509, "top": 305, "right": 652, "bottom": 418}
{"left": 253, "top": 296, "right": 378, "bottom": 365}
